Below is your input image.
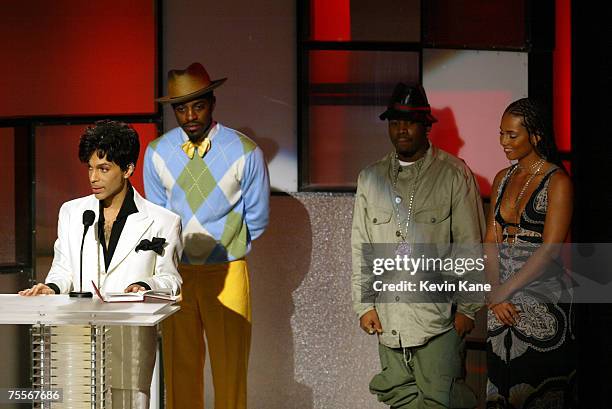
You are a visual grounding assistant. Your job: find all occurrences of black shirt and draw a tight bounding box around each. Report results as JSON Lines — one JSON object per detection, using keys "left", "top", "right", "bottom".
{"left": 98, "top": 183, "right": 139, "bottom": 271}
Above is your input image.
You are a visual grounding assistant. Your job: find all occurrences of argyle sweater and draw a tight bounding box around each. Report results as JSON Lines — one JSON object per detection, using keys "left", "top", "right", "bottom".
{"left": 143, "top": 123, "right": 270, "bottom": 264}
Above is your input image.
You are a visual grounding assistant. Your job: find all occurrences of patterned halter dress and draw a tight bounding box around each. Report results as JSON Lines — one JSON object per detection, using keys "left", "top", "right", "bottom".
{"left": 486, "top": 164, "right": 576, "bottom": 409}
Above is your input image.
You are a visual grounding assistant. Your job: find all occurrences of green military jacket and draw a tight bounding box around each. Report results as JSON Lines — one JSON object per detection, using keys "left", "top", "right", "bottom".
{"left": 351, "top": 145, "right": 486, "bottom": 348}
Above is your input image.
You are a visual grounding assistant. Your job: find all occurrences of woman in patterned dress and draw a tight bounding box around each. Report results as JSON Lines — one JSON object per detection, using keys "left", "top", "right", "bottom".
{"left": 484, "top": 98, "right": 576, "bottom": 408}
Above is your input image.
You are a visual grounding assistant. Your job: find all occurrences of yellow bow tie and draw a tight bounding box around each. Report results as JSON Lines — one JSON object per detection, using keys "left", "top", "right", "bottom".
{"left": 182, "top": 138, "right": 211, "bottom": 159}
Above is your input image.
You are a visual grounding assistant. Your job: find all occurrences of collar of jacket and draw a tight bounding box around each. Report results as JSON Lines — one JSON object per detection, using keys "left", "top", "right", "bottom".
{"left": 386, "top": 144, "right": 438, "bottom": 179}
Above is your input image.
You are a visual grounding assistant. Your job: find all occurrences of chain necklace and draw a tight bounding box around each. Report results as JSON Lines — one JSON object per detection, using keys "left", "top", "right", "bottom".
{"left": 509, "top": 158, "right": 546, "bottom": 209}
{"left": 494, "top": 157, "right": 545, "bottom": 241}
{"left": 391, "top": 153, "right": 423, "bottom": 256}
{"left": 493, "top": 157, "right": 546, "bottom": 276}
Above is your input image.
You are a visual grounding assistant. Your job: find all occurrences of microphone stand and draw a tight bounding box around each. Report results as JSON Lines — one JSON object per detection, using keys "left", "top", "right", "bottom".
{"left": 70, "top": 212, "right": 94, "bottom": 298}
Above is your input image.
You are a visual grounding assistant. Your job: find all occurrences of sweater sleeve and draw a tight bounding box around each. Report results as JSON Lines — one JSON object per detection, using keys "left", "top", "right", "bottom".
{"left": 240, "top": 147, "right": 270, "bottom": 240}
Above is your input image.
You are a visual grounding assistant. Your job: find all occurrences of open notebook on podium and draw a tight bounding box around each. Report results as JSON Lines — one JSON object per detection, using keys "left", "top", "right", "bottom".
{"left": 91, "top": 281, "right": 179, "bottom": 303}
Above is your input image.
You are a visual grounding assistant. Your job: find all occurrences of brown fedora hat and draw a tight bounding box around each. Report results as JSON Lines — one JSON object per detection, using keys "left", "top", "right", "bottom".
{"left": 156, "top": 62, "right": 227, "bottom": 104}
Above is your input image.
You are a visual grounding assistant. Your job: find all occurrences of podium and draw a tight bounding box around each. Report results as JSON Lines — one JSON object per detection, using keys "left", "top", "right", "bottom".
{"left": 0, "top": 294, "right": 179, "bottom": 408}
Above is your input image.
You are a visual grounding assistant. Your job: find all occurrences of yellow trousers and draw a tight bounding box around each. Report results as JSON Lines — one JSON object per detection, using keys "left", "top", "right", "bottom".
{"left": 162, "top": 260, "right": 251, "bottom": 409}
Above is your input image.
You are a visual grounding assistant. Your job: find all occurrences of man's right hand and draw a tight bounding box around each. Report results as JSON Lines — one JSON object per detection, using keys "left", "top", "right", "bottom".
{"left": 359, "top": 309, "right": 383, "bottom": 335}
{"left": 19, "top": 283, "right": 55, "bottom": 296}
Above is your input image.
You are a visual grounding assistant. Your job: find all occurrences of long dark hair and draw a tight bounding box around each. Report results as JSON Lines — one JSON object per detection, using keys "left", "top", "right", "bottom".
{"left": 504, "top": 98, "right": 565, "bottom": 171}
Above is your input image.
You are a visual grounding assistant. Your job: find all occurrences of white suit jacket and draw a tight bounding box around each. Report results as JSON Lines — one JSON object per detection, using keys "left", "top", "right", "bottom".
{"left": 45, "top": 189, "right": 183, "bottom": 295}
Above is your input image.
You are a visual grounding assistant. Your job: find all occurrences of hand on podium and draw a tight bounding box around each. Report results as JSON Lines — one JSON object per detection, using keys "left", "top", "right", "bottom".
{"left": 19, "top": 283, "right": 55, "bottom": 296}
{"left": 124, "top": 284, "right": 148, "bottom": 293}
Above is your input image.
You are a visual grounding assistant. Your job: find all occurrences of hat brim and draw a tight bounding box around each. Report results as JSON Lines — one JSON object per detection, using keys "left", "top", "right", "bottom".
{"left": 156, "top": 78, "right": 227, "bottom": 104}
{"left": 379, "top": 108, "right": 438, "bottom": 123}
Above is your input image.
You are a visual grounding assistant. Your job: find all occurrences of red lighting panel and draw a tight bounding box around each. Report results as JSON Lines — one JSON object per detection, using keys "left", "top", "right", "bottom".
{"left": 310, "top": 0, "right": 351, "bottom": 41}
{"left": 0, "top": 128, "right": 16, "bottom": 264}
{"left": 0, "top": 0, "right": 156, "bottom": 117}
{"left": 554, "top": 0, "right": 571, "bottom": 152}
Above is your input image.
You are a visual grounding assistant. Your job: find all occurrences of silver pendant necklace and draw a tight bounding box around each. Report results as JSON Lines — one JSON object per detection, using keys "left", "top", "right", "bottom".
{"left": 391, "top": 153, "right": 423, "bottom": 257}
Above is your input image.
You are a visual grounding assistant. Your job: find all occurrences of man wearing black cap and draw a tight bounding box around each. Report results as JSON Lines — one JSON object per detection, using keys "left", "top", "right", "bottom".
{"left": 351, "top": 83, "right": 485, "bottom": 408}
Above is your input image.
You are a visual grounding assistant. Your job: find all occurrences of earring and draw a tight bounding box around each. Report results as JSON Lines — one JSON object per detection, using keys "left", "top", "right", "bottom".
{"left": 125, "top": 164, "right": 134, "bottom": 178}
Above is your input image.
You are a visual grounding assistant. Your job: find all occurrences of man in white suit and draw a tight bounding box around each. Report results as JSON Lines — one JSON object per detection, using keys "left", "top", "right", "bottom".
{"left": 20, "top": 120, "right": 183, "bottom": 409}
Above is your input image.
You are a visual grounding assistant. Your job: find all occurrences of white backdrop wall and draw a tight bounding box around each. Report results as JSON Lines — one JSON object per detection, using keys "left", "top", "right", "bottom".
{"left": 423, "top": 49, "right": 528, "bottom": 197}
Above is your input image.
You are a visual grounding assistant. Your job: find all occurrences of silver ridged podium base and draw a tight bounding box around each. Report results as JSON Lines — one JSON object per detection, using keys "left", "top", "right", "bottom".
{"left": 31, "top": 325, "right": 111, "bottom": 408}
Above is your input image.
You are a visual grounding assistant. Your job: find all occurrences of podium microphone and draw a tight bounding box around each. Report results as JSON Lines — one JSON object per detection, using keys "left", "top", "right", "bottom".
{"left": 69, "top": 210, "right": 95, "bottom": 298}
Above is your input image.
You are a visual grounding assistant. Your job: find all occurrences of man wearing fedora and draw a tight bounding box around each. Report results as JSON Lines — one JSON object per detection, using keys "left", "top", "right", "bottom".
{"left": 351, "top": 83, "right": 485, "bottom": 408}
{"left": 143, "top": 63, "right": 270, "bottom": 409}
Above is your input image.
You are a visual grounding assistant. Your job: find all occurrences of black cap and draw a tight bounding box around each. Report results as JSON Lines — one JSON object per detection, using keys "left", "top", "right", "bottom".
{"left": 379, "top": 83, "right": 438, "bottom": 123}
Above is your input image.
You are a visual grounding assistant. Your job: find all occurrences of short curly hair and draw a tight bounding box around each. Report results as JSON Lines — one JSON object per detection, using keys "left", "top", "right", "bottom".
{"left": 78, "top": 120, "right": 140, "bottom": 171}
